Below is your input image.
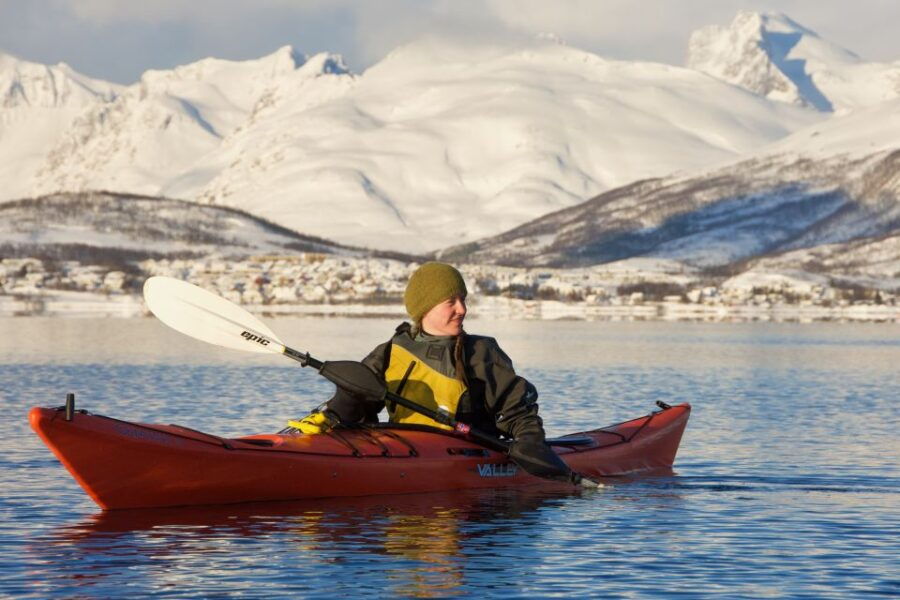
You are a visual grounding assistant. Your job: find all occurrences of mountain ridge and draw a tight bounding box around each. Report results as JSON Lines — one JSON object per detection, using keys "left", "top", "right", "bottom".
{"left": 0, "top": 190, "right": 424, "bottom": 265}
{"left": 0, "top": 18, "right": 834, "bottom": 253}
{"left": 435, "top": 142, "right": 899, "bottom": 300}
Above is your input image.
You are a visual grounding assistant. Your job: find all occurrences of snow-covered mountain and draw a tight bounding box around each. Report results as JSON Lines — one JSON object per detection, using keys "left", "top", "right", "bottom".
{"left": 438, "top": 96, "right": 900, "bottom": 292}
{"left": 189, "top": 38, "right": 825, "bottom": 253}
{"left": 2, "top": 31, "right": 824, "bottom": 253}
{"left": 688, "top": 11, "right": 900, "bottom": 113}
{"left": 1, "top": 11, "right": 897, "bottom": 257}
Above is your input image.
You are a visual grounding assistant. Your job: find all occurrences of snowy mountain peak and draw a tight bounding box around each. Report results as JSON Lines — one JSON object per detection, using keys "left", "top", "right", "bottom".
{"left": 266, "top": 44, "right": 308, "bottom": 71}
{"left": 130, "top": 45, "right": 352, "bottom": 115}
{"left": 688, "top": 11, "right": 897, "bottom": 113}
{"left": 138, "top": 45, "right": 302, "bottom": 94}
{"left": 0, "top": 51, "right": 120, "bottom": 109}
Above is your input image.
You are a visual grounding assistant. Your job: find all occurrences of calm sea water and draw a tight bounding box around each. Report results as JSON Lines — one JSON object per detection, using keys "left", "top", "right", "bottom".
{"left": 1, "top": 316, "right": 898, "bottom": 598}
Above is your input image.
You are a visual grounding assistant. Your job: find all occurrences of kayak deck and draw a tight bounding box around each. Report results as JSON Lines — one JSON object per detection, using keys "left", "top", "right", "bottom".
{"left": 29, "top": 403, "right": 690, "bottom": 510}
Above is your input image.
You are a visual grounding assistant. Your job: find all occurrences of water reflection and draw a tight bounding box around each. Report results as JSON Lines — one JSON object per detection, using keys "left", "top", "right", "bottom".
{"left": 33, "top": 481, "right": 688, "bottom": 598}
{"left": 37, "top": 489, "right": 559, "bottom": 598}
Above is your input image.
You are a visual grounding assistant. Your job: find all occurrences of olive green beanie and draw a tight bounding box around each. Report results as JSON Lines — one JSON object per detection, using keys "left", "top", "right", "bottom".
{"left": 404, "top": 262, "right": 468, "bottom": 323}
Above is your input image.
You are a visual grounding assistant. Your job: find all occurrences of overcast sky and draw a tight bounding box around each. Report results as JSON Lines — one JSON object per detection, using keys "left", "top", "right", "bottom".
{"left": 2, "top": 0, "right": 899, "bottom": 83}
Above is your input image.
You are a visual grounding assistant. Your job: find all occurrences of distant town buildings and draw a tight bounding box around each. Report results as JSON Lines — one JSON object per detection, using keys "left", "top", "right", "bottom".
{"left": 0, "top": 254, "right": 897, "bottom": 320}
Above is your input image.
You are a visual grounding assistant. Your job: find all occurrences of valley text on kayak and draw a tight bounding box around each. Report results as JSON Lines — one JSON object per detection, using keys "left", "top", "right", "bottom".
{"left": 477, "top": 463, "right": 519, "bottom": 478}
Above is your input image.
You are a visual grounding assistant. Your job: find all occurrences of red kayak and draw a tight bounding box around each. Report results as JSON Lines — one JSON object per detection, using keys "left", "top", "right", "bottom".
{"left": 30, "top": 402, "right": 690, "bottom": 510}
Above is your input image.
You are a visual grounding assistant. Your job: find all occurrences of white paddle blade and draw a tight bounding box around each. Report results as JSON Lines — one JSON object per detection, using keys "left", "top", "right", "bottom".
{"left": 143, "top": 276, "right": 284, "bottom": 354}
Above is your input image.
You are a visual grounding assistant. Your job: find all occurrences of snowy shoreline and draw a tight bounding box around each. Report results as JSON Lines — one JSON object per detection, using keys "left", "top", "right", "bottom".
{"left": 2, "top": 290, "right": 897, "bottom": 323}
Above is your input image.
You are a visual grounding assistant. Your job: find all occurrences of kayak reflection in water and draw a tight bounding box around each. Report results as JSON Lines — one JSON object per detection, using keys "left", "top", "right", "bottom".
{"left": 51, "top": 489, "right": 557, "bottom": 597}
{"left": 288, "top": 261, "right": 578, "bottom": 484}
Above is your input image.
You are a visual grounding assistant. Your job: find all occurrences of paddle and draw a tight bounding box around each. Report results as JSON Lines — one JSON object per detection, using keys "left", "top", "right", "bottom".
{"left": 143, "top": 276, "right": 600, "bottom": 487}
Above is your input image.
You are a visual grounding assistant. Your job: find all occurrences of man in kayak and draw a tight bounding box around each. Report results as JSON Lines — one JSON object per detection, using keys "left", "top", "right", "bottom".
{"left": 289, "top": 261, "right": 579, "bottom": 484}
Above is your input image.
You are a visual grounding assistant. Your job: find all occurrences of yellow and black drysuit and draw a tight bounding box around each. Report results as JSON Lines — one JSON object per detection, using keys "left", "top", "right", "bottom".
{"left": 323, "top": 323, "right": 573, "bottom": 481}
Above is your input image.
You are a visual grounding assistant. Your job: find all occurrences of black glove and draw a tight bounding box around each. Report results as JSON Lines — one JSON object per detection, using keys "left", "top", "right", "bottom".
{"left": 509, "top": 435, "right": 577, "bottom": 483}
{"left": 509, "top": 435, "right": 603, "bottom": 487}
